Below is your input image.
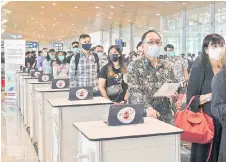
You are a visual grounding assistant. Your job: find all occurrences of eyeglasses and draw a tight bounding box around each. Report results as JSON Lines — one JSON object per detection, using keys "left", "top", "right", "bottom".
{"left": 143, "top": 41, "right": 162, "bottom": 46}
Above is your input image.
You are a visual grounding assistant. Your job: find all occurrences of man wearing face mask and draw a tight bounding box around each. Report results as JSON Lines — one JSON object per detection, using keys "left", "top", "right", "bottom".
{"left": 95, "top": 45, "right": 108, "bottom": 69}
{"left": 124, "top": 30, "right": 178, "bottom": 124}
{"left": 36, "top": 48, "right": 48, "bottom": 71}
{"left": 69, "top": 34, "right": 100, "bottom": 94}
{"left": 164, "top": 44, "right": 189, "bottom": 83}
{"left": 67, "top": 41, "right": 80, "bottom": 64}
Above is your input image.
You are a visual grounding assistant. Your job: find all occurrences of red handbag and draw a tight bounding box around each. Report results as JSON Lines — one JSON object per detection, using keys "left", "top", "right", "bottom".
{"left": 174, "top": 96, "right": 214, "bottom": 144}
{"left": 174, "top": 96, "right": 215, "bottom": 161}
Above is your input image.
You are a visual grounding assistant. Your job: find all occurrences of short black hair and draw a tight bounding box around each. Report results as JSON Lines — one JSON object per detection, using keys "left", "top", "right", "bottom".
{"left": 42, "top": 48, "right": 48, "bottom": 51}
{"left": 141, "top": 30, "right": 161, "bottom": 42}
{"left": 90, "top": 47, "right": 96, "bottom": 52}
{"left": 31, "top": 51, "right": 36, "bottom": 54}
{"left": 48, "top": 49, "right": 55, "bottom": 53}
{"left": 72, "top": 41, "right": 79, "bottom": 46}
{"left": 165, "top": 44, "right": 174, "bottom": 49}
{"left": 136, "top": 41, "right": 143, "bottom": 50}
{"left": 96, "top": 45, "right": 103, "bottom": 49}
{"left": 79, "top": 34, "right": 91, "bottom": 40}
{"left": 25, "top": 51, "right": 31, "bottom": 55}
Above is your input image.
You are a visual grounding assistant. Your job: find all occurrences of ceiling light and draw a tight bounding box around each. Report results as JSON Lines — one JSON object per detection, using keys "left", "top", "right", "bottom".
{"left": 156, "top": 14, "right": 160, "bottom": 16}
{"left": 110, "top": 6, "right": 114, "bottom": 8}
{"left": 128, "top": 20, "right": 131, "bottom": 21}
{"left": 56, "top": 22, "right": 59, "bottom": 23}
{"left": 72, "top": 24, "right": 74, "bottom": 26}
{"left": 44, "top": 30, "right": 46, "bottom": 32}
{"left": 41, "top": 6, "right": 44, "bottom": 9}
{"left": 61, "top": 31, "right": 63, "bottom": 32}
{"left": 95, "top": 6, "right": 99, "bottom": 9}
{"left": 40, "top": 12, "right": 44, "bottom": 14}
{"left": 36, "top": 21, "right": 39, "bottom": 23}
{"left": 74, "top": 6, "right": 78, "bottom": 8}
{"left": 53, "top": 24, "right": 56, "bottom": 26}
{"left": 52, "top": 27, "right": 54, "bottom": 28}
{"left": 70, "top": 13, "right": 73, "bottom": 16}
{"left": 120, "top": 5, "right": 124, "bottom": 7}
{"left": 68, "top": 29, "right": 71, "bottom": 30}
{"left": 110, "top": 13, "right": 114, "bottom": 15}
{"left": 108, "top": 17, "right": 112, "bottom": 19}
{"left": 30, "top": 17, "right": 34, "bottom": 20}
{"left": 182, "top": 2, "right": 187, "bottom": 5}
{"left": 96, "top": 15, "right": 99, "bottom": 16}
{"left": 53, "top": 3, "right": 56, "bottom": 6}
{"left": 53, "top": 17, "right": 56, "bottom": 20}
{"left": 60, "top": 14, "right": 63, "bottom": 16}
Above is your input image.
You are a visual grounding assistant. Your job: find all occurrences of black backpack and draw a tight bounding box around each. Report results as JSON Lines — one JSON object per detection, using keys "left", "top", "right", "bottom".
{"left": 74, "top": 53, "right": 100, "bottom": 73}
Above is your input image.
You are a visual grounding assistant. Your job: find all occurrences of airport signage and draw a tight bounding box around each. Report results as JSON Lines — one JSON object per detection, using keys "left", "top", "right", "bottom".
{"left": 26, "top": 41, "right": 38, "bottom": 48}
{"left": 53, "top": 43, "right": 63, "bottom": 47}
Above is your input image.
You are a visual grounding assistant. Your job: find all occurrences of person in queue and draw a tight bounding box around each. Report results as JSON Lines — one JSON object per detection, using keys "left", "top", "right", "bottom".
{"left": 25, "top": 51, "right": 31, "bottom": 67}
{"left": 99, "top": 45, "right": 129, "bottom": 104}
{"left": 53, "top": 51, "right": 69, "bottom": 79}
{"left": 211, "top": 50, "right": 226, "bottom": 162}
{"left": 69, "top": 34, "right": 100, "bottom": 95}
{"left": 30, "top": 51, "right": 36, "bottom": 66}
{"left": 95, "top": 45, "right": 108, "bottom": 69}
{"left": 124, "top": 30, "right": 177, "bottom": 124}
{"left": 186, "top": 34, "right": 225, "bottom": 162}
{"left": 41, "top": 49, "right": 55, "bottom": 74}
{"left": 164, "top": 44, "right": 189, "bottom": 83}
{"left": 66, "top": 51, "right": 74, "bottom": 63}
{"left": 67, "top": 41, "right": 80, "bottom": 64}
{"left": 36, "top": 48, "right": 48, "bottom": 71}
{"left": 136, "top": 41, "right": 144, "bottom": 57}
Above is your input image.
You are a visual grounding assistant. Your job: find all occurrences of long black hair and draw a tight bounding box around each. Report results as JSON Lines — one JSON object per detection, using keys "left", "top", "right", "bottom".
{"left": 55, "top": 51, "right": 67, "bottom": 65}
{"left": 107, "top": 45, "right": 126, "bottom": 77}
{"left": 201, "top": 34, "right": 225, "bottom": 69}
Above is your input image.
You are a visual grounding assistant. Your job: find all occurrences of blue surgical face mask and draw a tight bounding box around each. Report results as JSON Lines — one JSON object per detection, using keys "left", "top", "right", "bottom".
{"left": 167, "top": 51, "right": 175, "bottom": 57}
{"left": 147, "top": 45, "right": 160, "bottom": 58}
{"left": 82, "top": 44, "right": 92, "bottom": 51}
{"left": 58, "top": 56, "right": 65, "bottom": 62}
{"left": 50, "top": 55, "right": 55, "bottom": 60}
{"left": 72, "top": 48, "right": 80, "bottom": 54}
{"left": 97, "top": 52, "right": 103, "bottom": 58}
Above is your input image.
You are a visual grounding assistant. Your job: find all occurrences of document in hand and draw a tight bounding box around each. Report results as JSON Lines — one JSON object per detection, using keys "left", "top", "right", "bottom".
{"left": 154, "top": 83, "right": 180, "bottom": 97}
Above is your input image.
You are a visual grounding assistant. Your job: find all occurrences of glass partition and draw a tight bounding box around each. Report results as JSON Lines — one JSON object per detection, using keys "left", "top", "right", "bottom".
{"left": 215, "top": 2, "right": 226, "bottom": 39}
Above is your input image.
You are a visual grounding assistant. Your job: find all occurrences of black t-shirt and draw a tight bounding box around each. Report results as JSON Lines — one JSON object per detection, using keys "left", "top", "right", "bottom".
{"left": 98, "top": 64, "right": 128, "bottom": 102}
{"left": 25, "top": 57, "right": 32, "bottom": 67}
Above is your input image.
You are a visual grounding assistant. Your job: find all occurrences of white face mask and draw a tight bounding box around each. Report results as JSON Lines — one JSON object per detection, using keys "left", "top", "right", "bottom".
{"left": 208, "top": 47, "right": 225, "bottom": 61}
{"left": 147, "top": 45, "right": 161, "bottom": 58}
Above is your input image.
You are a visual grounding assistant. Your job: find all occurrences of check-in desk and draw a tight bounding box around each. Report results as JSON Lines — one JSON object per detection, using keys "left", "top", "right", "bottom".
{"left": 27, "top": 80, "right": 51, "bottom": 141}
{"left": 16, "top": 71, "right": 24, "bottom": 108}
{"left": 19, "top": 73, "right": 31, "bottom": 116}
{"left": 22, "top": 76, "right": 38, "bottom": 127}
{"left": 73, "top": 118, "right": 183, "bottom": 162}
{"left": 34, "top": 88, "right": 69, "bottom": 162}
{"left": 48, "top": 97, "right": 112, "bottom": 162}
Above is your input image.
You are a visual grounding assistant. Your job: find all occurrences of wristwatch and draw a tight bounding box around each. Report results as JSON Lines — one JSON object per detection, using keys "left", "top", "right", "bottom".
{"left": 123, "top": 100, "right": 128, "bottom": 104}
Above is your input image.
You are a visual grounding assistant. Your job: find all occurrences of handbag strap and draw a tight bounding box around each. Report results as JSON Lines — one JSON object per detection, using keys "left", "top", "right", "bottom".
{"left": 206, "top": 141, "right": 213, "bottom": 162}
{"left": 185, "top": 96, "right": 196, "bottom": 110}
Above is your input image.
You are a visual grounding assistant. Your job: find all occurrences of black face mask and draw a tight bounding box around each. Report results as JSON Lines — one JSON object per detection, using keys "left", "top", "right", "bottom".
{"left": 109, "top": 54, "right": 119, "bottom": 62}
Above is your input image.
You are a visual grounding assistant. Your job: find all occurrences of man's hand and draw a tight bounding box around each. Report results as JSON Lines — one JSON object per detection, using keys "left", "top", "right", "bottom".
{"left": 146, "top": 107, "right": 160, "bottom": 119}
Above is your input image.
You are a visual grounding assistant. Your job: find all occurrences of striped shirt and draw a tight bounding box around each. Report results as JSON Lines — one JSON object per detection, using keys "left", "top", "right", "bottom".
{"left": 69, "top": 52, "right": 99, "bottom": 92}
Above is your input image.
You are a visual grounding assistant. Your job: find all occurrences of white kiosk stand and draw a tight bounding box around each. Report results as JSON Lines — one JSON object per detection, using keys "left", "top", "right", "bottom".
{"left": 34, "top": 88, "right": 69, "bottom": 162}
{"left": 27, "top": 80, "right": 51, "bottom": 141}
{"left": 48, "top": 97, "right": 112, "bottom": 162}
{"left": 73, "top": 118, "right": 183, "bottom": 162}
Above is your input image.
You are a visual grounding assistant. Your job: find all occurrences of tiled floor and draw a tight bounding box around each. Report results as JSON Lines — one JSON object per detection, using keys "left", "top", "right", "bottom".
{"left": 1, "top": 103, "right": 39, "bottom": 162}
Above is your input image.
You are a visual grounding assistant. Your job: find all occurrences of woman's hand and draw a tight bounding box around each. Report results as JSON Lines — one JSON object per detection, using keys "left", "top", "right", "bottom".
{"left": 146, "top": 107, "right": 160, "bottom": 119}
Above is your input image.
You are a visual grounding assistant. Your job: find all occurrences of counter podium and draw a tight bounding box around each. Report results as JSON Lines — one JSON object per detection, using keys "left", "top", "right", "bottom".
{"left": 34, "top": 88, "right": 69, "bottom": 162}
{"left": 27, "top": 80, "right": 51, "bottom": 141}
{"left": 73, "top": 118, "right": 183, "bottom": 162}
{"left": 48, "top": 97, "right": 112, "bottom": 162}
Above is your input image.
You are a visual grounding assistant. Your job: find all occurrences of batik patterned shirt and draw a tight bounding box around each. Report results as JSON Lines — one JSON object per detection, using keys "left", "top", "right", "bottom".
{"left": 124, "top": 56, "right": 178, "bottom": 124}
{"left": 69, "top": 51, "right": 99, "bottom": 92}
{"left": 166, "top": 56, "right": 188, "bottom": 82}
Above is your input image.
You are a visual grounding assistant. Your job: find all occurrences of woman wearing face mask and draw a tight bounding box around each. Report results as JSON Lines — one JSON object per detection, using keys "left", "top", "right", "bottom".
{"left": 211, "top": 51, "right": 226, "bottom": 162}
{"left": 53, "top": 51, "right": 69, "bottom": 79}
{"left": 98, "top": 45, "right": 129, "bottom": 104}
{"left": 187, "top": 34, "right": 225, "bottom": 162}
{"left": 42, "top": 49, "right": 55, "bottom": 74}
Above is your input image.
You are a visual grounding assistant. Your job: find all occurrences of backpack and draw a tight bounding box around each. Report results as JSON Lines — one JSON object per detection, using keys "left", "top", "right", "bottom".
{"left": 74, "top": 53, "right": 100, "bottom": 73}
